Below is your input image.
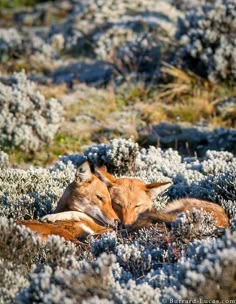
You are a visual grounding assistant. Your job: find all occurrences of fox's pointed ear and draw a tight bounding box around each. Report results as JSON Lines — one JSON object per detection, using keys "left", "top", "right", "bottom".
{"left": 95, "top": 167, "right": 116, "bottom": 187}
{"left": 75, "top": 161, "right": 92, "bottom": 182}
{"left": 146, "top": 181, "right": 172, "bottom": 199}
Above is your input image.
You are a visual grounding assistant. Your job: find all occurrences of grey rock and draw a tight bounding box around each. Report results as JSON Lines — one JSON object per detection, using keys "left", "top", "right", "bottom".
{"left": 138, "top": 122, "right": 236, "bottom": 156}
{"left": 51, "top": 61, "right": 113, "bottom": 87}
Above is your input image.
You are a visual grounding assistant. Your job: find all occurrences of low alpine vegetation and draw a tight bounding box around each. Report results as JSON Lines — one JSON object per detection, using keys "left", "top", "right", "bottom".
{"left": 0, "top": 138, "right": 235, "bottom": 303}
{"left": 0, "top": 71, "right": 64, "bottom": 152}
{"left": 175, "top": 0, "right": 236, "bottom": 82}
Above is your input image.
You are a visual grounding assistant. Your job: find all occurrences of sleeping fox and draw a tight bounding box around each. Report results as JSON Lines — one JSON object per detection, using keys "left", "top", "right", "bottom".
{"left": 17, "top": 162, "right": 229, "bottom": 241}
{"left": 96, "top": 168, "right": 229, "bottom": 228}
{"left": 17, "top": 161, "right": 119, "bottom": 240}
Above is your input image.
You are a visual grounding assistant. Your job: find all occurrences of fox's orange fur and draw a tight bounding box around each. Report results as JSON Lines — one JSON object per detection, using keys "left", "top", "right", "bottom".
{"left": 17, "top": 216, "right": 111, "bottom": 242}
{"left": 50, "top": 161, "right": 119, "bottom": 226}
{"left": 18, "top": 161, "right": 118, "bottom": 241}
{"left": 96, "top": 168, "right": 229, "bottom": 228}
{"left": 18, "top": 163, "right": 229, "bottom": 242}
{"left": 131, "top": 198, "right": 229, "bottom": 230}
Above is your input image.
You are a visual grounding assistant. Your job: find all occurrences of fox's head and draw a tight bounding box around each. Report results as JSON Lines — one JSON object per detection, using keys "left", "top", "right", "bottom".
{"left": 59, "top": 161, "right": 119, "bottom": 227}
{"left": 96, "top": 168, "right": 172, "bottom": 226}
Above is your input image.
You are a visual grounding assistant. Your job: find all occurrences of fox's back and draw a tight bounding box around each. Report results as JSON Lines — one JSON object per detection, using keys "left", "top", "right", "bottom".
{"left": 162, "top": 198, "right": 229, "bottom": 227}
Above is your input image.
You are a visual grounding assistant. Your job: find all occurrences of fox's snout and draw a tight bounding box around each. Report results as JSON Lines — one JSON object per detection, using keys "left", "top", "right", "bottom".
{"left": 97, "top": 215, "right": 120, "bottom": 229}
{"left": 102, "top": 215, "right": 121, "bottom": 228}
{"left": 117, "top": 207, "right": 138, "bottom": 227}
{"left": 85, "top": 205, "right": 120, "bottom": 228}
{"left": 121, "top": 218, "right": 136, "bottom": 227}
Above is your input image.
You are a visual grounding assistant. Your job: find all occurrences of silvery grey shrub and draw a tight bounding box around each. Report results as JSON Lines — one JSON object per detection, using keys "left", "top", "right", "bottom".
{"left": 170, "top": 0, "right": 214, "bottom": 10}
{"left": 0, "top": 28, "right": 58, "bottom": 64}
{"left": 175, "top": 0, "right": 236, "bottom": 82}
{"left": 94, "top": 27, "right": 162, "bottom": 81}
{"left": 0, "top": 138, "right": 235, "bottom": 302}
{"left": 171, "top": 209, "right": 217, "bottom": 241}
{"left": 16, "top": 229, "right": 236, "bottom": 303}
{"left": 0, "top": 28, "right": 24, "bottom": 62}
{"left": 160, "top": 229, "right": 236, "bottom": 301}
{"left": 85, "top": 138, "right": 139, "bottom": 175}
{"left": 49, "top": 0, "right": 180, "bottom": 81}
{"left": 0, "top": 161, "right": 75, "bottom": 220}
{"left": 17, "top": 253, "right": 116, "bottom": 304}
{"left": 50, "top": 0, "right": 180, "bottom": 53}
{"left": 0, "top": 71, "right": 64, "bottom": 152}
{"left": 0, "top": 259, "right": 28, "bottom": 304}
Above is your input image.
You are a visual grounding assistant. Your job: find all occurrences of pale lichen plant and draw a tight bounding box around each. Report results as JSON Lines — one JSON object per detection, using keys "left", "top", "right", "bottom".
{"left": 175, "top": 0, "right": 236, "bottom": 82}
{"left": 0, "top": 71, "right": 64, "bottom": 152}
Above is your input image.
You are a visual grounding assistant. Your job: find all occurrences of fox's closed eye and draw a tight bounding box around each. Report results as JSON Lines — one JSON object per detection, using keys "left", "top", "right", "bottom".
{"left": 113, "top": 202, "right": 121, "bottom": 209}
{"left": 96, "top": 194, "right": 104, "bottom": 201}
{"left": 135, "top": 203, "right": 142, "bottom": 208}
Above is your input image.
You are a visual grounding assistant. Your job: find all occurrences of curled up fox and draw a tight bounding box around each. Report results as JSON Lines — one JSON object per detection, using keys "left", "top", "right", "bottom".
{"left": 18, "top": 160, "right": 229, "bottom": 241}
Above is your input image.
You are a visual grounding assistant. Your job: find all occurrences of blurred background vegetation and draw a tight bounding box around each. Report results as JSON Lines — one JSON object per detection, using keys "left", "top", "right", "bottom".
{"left": 0, "top": 0, "right": 50, "bottom": 9}
{"left": 0, "top": 0, "right": 235, "bottom": 166}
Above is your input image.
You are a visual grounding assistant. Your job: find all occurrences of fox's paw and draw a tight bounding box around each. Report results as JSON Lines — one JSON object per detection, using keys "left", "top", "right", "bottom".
{"left": 41, "top": 214, "right": 61, "bottom": 223}
{"left": 41, "top": 211, "right": 84, "bottom": 222}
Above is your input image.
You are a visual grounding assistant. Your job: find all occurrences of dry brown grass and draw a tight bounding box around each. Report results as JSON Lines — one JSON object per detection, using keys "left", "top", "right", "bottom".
{"left": 65, "top": 86, "right": 118, "bottom": 122}
{"left": 142, "top": 64, "right": 236, "bottom": 126}
{"left": 39, "top": 83, "right": 68, "bottom": 100}
{"left": 165, "top": 97, "right": 214, "bottom": 123}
